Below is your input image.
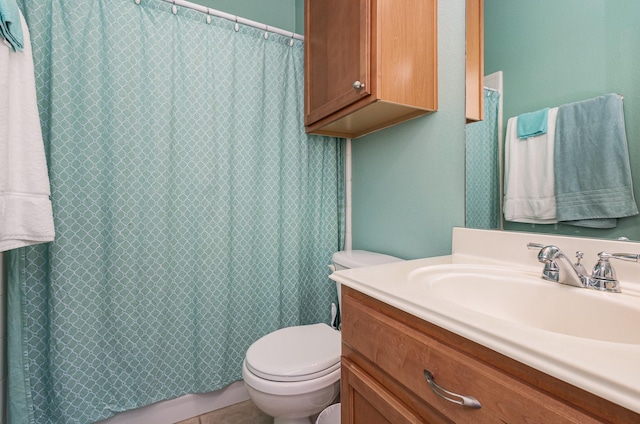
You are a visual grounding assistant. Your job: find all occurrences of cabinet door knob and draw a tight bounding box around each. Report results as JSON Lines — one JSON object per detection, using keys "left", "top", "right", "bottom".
{"left": 424, "top": 369, "right": 482, "bottom": 409}
{"left": 353, "top": 80, "right": 365, "bottom": 90}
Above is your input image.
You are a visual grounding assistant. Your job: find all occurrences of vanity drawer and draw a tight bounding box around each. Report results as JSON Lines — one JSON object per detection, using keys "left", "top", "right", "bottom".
{"left": 341, "top": 290, "right": 601, "bottom": 424}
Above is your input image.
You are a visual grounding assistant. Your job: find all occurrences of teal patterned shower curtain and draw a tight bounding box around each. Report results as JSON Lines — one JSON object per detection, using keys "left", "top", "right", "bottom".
{"left": 465, "top": 88, "right": 500, "bottom": 229}
{"left": 9, "top": 1, "right": 345, "bottom": 423}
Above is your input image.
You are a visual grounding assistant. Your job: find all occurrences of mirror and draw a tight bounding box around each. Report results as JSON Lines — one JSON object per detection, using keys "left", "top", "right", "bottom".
{"left": 466, "top": 0, "right": 640, "bottom": 241}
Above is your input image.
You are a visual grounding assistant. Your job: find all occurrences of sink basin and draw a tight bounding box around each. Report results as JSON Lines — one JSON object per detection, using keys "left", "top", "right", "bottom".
{"left": 409, "top": 264, "right": 640, "bottom": 345}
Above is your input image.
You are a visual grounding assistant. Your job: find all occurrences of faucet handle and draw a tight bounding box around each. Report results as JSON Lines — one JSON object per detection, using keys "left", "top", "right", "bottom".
{"left": 589, "top": 251, "right": 639, "bottom": 293}
{"left": 598, "top": 252, "right": 640, "bottom": 263}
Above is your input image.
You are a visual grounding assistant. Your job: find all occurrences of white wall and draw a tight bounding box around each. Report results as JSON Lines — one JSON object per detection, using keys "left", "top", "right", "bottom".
{"left": 1, "top": 253, "right": 5, "bottom": 424}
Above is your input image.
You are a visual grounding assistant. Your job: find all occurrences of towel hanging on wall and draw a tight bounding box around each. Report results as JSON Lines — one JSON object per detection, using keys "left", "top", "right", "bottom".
{"left": 0, "top": 0, "right": 23, "bottom": 51}
{"left": 0, "top": 9, "right": 54, "bottom": 251}
{"left": 517, "top": 107, "right": 549, "bottom": 139}
{"left": 554, "top": 93, "right": 638, "bottom": 228}
{"left": 503, "top": 107, "right": 559, "bottom": 224}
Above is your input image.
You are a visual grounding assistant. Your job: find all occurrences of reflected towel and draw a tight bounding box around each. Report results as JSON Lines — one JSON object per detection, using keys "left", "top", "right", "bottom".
{"left": 0, "top": 10, "right": 54, "bottom": 251}
{"left": 554, "top": 94, "right": 638, "bottom": 228}
{"left": 503, "top": 108, "right": 558, "bottom": 224}
{"left": 0, "top": 0, "right": 23, "bottom": 51}
{"left": 517, "top": 107, "right": 549, "bottom": 139}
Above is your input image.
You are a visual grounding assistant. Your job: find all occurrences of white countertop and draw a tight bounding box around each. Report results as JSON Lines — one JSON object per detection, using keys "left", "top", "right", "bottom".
{"left": 331, "top": 228, "right": 640, "bottom": 414}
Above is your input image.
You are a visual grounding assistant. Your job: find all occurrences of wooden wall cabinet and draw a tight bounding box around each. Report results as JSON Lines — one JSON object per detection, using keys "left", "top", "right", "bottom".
{"left": 341, "top": 286, "right": 640, "bottom": 423}
{"left": 465, "top": 0, "right": 484, "bottom": 122}
{"left": 304, "top": 0, "right": 437, "bottom": 139}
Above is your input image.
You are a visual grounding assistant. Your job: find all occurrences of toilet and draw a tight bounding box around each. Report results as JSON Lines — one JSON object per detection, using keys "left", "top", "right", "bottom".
{"left": 242, "top": 250, "right": 403, "bottom": 424}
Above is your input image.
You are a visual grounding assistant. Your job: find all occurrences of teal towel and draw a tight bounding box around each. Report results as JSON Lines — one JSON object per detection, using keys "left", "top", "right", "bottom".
{"left": 517, "top": 107, "right": 549, "bottom": 139}
{"left": 0, "top": 0, "right": 23, "bottom": 52}
{"left": 554, "top": 93, "right": 638, "bottom": 228}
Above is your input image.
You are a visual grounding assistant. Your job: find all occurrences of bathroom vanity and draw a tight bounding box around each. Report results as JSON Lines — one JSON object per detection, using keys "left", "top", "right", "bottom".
{"left": 332, "top": 228, "right": 640, "bottom": 423}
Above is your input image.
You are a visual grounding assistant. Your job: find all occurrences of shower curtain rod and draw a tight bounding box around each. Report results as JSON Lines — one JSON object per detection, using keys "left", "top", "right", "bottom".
{"left": 157, "top": 0, "right": 305, "bottom": 41}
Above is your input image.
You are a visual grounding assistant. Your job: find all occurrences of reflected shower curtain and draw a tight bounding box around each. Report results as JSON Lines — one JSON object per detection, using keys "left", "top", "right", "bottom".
{"left": 465, "top": 89, "right": 500, "bottom": 229}
{"left": 8, "top": 1, "right": 345, "bottom": 423}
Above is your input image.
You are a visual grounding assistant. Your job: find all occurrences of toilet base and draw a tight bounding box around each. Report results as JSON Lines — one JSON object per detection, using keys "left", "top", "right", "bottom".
{"left": 274, "top": 418, "right": 313, "bottom": 424}
{"left": 245, "top": 381, "right": 338, "bottom": 424}
{"left": 242, "top": 359, "right": 340, "bottom": 424}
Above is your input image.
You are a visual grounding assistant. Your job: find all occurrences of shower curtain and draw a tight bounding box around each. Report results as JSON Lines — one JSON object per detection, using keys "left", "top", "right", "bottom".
{"left": 8, "top": 1, "right": 345, "bottom": 423}
{"left": 465, "top": 88, "right": 500, "bottom": 229}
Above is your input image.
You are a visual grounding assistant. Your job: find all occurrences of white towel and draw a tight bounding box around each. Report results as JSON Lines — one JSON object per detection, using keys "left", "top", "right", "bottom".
{"left": 503, "top": 107, "right": 558, "bottom": 224}
{"left": 0, "top": 10, "right": 54, "bottom": 251}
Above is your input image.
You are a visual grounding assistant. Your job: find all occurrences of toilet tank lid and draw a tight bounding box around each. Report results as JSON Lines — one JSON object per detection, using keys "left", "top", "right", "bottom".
{"left": 332, "top": 250, "right": 403, "bottom": 269}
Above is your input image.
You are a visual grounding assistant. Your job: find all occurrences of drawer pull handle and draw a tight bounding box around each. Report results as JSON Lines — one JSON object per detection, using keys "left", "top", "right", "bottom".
{"left": 423, "top": 369, "right": 482, "bottom": 409}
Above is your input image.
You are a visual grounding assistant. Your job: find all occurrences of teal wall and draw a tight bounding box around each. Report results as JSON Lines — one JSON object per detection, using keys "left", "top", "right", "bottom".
{"left": 190, "top": 0, "right": 298, "bottom": 33}
{"left": 485, "top": 0, "right": 640, "bottom": 240}
{"left": 189, "top": 0, "right": 467, "bottom": 260}
{"left": 295, "top": 0, "right": 304, "bottom": 34}
{"left": 352, "top": 1, "right": 467, "bottom": 260}
{"left": 168, "top": 1, "right": 640, "bottom": 254}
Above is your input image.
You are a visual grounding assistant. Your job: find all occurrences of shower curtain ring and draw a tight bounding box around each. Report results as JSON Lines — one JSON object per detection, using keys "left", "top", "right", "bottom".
{"left": 234, "top": 17, "right": 239, "bottom": 32}
{"left": 172, "top": 0, "right": 178, "bottom": 15}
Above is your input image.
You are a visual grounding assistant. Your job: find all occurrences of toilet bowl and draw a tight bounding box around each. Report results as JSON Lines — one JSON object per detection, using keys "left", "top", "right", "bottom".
{"left": 243, "top": 250, "right": 403, "bottom": 424}
{"left": 242, "top": 323, "right": 341, "bottom": 424}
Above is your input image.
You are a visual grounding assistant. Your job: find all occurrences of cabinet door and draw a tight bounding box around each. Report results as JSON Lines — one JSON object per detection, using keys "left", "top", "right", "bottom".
{"left": 465, "top": 0, "right": 484, "bottom": 122}
{"left": 304, "top": 0, "right": 371, "bottom": 126}
{"left": 341, "top": 358, "right": 424, "bottom": 424}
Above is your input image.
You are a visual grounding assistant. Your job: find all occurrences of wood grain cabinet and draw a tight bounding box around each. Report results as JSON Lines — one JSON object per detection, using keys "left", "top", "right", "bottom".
{"left": 465, "top": 0, "right": 484, "bottom": 122}
{"left": 341, "top": 286, "right": 640, "bottom": 423}
{"left": 304, "top": 0, "right": 437, "bottom": 139}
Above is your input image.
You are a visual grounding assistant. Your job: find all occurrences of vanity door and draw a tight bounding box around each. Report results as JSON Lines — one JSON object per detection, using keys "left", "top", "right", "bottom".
{"left": 341, "top": 357, "right": 425, "bottom": 424}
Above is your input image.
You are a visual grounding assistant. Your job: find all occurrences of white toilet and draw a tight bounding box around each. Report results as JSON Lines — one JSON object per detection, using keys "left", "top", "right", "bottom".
{"left": 242, "top": 250, "right": 403, "bottom": 424}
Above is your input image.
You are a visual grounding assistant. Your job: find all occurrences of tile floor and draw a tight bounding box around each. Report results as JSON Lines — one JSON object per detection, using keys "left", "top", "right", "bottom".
{"left": 174, "top": 398, "right": 337, "bottom": 424}
{"left": 175, "top": 400, "right": 272, "bottom": 424}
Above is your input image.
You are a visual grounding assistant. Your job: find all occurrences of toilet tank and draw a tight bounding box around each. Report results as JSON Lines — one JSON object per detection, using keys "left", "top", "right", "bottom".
{"left": 331, "top": 250, "right": 404, "bottom": 326}
{"left": 332, "top": 250, "right": 404, "bottom": 271}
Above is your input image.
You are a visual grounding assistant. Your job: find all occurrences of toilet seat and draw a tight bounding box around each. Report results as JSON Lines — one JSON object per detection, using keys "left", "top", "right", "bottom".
{"left": 242, "top": 359, "right": 341, "bottom": 397}
{"left": 245, "top": 323, "right": 341, "bottom": 382}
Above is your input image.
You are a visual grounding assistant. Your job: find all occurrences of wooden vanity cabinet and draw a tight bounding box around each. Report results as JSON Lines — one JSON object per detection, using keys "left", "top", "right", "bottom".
{"left": 341, "top": 286, "right": 640, "bottom": 423}
{"left": 304, "top": 0, "right": 437, "bottom": 139}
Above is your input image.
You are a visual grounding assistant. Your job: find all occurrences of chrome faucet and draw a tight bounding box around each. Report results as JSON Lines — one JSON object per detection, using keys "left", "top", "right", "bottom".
{"left": 527, "top": 243, "right": 589, "bottom": 288}
{"left": 527, "top": 243, "right": 640, "bottom": 293}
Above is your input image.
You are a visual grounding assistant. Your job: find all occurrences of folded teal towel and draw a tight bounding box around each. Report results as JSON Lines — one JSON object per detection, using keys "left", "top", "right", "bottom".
{"left": 0, "top": 0, "right": 23, "bottom": 52}
{"left": 554, "top": 93, "right": 638, "bottom": 228}
{"left": 517, "top": 107, "right": 549, "bottom": 139}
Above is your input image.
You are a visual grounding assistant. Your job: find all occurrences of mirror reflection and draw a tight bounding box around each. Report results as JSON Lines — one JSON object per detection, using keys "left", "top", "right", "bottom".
{"left": 467, "top": 0, "right": 640, "bottom": 241}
